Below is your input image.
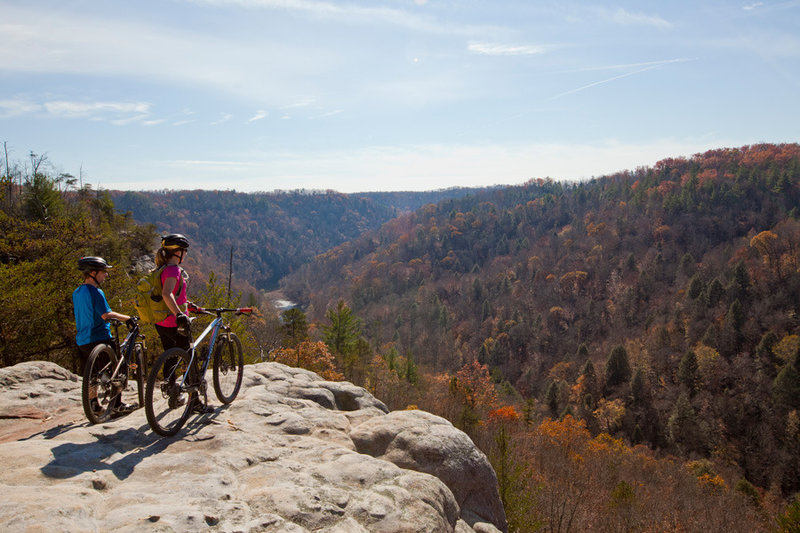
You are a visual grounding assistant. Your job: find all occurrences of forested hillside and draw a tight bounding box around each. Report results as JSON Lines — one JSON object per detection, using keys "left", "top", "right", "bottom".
{"left": 282, "top": 144, "right": 800, "bottom": 497}
{"left": 111, "top": 187, "right": 489, "bottom": 293}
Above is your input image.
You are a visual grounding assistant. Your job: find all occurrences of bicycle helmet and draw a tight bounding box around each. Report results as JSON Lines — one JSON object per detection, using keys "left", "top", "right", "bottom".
{"left": 161, "top": 233, "right": 190, "bottom": 250}
{"left": 78, "top": 256, "right": 112, "bottom": 272}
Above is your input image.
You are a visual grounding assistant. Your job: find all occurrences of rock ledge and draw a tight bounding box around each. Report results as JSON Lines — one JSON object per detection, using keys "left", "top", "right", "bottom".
{"left": 0, "top": 361, "right": 507, "bottom": 533}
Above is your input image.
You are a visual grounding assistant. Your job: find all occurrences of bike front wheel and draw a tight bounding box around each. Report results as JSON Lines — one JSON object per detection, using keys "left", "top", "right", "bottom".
{"left": 82, "top": 343, "right": 118, "bottom": 424}
{"left": 145, "top": 348, "right": 192, "bottom": 437}
{"left": 133, "top": 343, "right": 146, "bottom": 408}
{"left": 213, "top": 333, "right": 244, "bottom": 404}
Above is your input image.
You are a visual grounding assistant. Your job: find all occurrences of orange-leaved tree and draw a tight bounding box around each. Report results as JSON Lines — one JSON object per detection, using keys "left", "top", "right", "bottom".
{"left": 271, "top": 340, "right": 344, "bottom": 381}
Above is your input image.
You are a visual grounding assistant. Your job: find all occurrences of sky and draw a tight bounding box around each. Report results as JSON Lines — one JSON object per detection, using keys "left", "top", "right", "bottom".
{"left": 1, "top": 0, "right": 799, "bottom": 193}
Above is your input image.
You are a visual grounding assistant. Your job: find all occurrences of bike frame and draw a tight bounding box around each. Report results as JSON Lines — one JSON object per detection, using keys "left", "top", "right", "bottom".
{"left": 109, "top": 320, "right": 144, "bottom": 378}
{"left": 184, "top": 313, "right": 226, "bottom": 385}
{"left": 177, "top": 307, "right": 249, "bottom": 391}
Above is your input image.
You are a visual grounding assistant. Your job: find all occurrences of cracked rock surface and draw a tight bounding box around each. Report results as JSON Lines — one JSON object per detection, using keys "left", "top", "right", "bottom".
{"left": 0, "top": 361, "right": 506, "bottom": 533}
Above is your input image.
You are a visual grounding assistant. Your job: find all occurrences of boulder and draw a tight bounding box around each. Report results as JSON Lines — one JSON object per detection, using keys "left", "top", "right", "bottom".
{"left": 0, "top": 361, "right": 506, "bottom": 533}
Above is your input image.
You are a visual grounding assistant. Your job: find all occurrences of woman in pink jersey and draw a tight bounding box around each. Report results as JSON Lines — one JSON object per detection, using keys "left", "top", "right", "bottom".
{"left": 154, "top": 233, "right": 191, "bottom": 349}
{"left": 154, "top": 233, "right": 210, "bottom": 413}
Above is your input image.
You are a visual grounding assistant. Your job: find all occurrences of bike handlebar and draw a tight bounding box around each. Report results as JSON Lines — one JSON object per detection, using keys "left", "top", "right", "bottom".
{"left": 108, "top": 316, "right": 139, "bottom": 328}
{"left": 188, "top": 305, "right": 254, "bottom": 316}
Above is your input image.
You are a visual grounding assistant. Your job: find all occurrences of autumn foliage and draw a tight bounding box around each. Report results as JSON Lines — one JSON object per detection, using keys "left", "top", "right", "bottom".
{"left": 270, "top": 340, "right": 343, "bottom": 381}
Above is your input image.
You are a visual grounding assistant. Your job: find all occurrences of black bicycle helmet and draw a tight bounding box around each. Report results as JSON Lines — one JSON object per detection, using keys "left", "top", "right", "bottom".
{"left": 78, "top": 256, "right": 112, "bottom": 272}
{"left": 161, "top": 233, "right": 190, "bottom": 250}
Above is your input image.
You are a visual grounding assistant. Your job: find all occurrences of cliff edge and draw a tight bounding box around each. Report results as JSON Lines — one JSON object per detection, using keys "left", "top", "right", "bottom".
{"left": 0, "top": 361, "right": 507, "bottom": 533}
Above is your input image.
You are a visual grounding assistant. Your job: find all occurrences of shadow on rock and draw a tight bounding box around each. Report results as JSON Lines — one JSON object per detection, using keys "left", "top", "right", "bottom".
{"left": 41, "top": 407, "right": 226, "bottom": 481}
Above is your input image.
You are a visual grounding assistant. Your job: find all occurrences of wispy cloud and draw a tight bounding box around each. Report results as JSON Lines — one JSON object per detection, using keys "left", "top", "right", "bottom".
{"left": 44, "top": 101, "right": 151, "bottom": 118}
{"left": 609, "top": 8, "right": 671, "bottom": 28}
{"left": 111, "top": 114, "right": 153, "bottom": 126}
{"left": 280, "top": 98, "right": 316, "bottom": 109}
{"left": 171, "top": 159, "right": 261, "bottom": 167}
{"left": 311, "top": 109, "right": 343, "bottom": 119}
{"left": 468, "top": 42, "right": 549, "bottom": 56}
{"left": 0, "top": 98, "right": 41, "bottom": 117}
{"left": 182, "top": 0, "right": 490, "bottom": 36}
{"left": 743, "top": 2, "right": 764, "bottom": 10}
{"left": 248, "top": 110, "right": 268, "bottom": 123}
{"left": 212, "top": 113, "right": 233, "bottom": 125}
{"left": 583, "top": 7, "right": 671, "bottom": 28}
{"left": 0, "top": 97, "right": 152, "bottom": 121}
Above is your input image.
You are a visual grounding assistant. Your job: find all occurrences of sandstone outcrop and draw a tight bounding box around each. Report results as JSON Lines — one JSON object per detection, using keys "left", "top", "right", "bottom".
{"left": 0, "top": 361, "right": 507, "bottom": 533}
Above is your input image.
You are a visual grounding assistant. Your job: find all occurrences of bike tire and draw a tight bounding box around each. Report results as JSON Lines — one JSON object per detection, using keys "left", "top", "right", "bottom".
{"left": 213, "top": 333, "right": 244, "bottom": 404}
{"left": 82, "top": 343, "right": 118, "bottom": 424}
{"left": 133, "top": 343, "right": 146, "bottom": 408}
{"left": 145, "top": 348, "right": 193, "bottom": 437}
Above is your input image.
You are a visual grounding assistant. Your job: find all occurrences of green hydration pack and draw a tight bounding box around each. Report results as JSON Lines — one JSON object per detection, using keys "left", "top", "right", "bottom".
{"left": 135, "top": 266, "right": 169, "bottom": 324}
{"left": 135, "top": 266, "right": 186, "bottom": 324}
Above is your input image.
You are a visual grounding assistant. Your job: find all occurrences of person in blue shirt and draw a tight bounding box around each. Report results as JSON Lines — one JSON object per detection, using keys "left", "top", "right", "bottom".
{"left": 73, "top": 256, "right": 136, "bottom": 414}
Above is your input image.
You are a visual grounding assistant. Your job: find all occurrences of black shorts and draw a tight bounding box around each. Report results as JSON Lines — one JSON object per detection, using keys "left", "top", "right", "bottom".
{"left": 155, "top": 324, "right": 191, "bottom": 352}
{"left": 77, "top": 339, "right": 114, "bottom": 373}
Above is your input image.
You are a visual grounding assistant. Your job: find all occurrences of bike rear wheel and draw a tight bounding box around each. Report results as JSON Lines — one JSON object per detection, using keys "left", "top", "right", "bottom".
{"left": 82, "top": 343, "right": 118, "bottom": 424}
{"left": 145, "top": 348, "right": 192, "bottom": 436}
{"left": 213, "top": 333, "right": 244, "bottom": 404}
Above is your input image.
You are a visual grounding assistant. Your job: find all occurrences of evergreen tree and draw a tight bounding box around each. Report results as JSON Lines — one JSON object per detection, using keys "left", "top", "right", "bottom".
{"left": 488, "top": 418, "right": 542, "bottom": 532}
{"left": 575, "top": 342, "right": 589, "bottom": 360}
{"left": 629, "top": 367, "right": 648, "bottom": 406}
{"left": 773, "top": 351, "right": 800, "bottom": 410}
{"left": 679, "top": 252, "right": 696, "bottom": 278}
{"left": 727, "top": 299, "right": 745, "bottom": 333}
{"left": 678, "top": 350, "right": 699, "bottom": 394}
{"left": 404, "top": 352, "right": 419, "bottom": 385}
{"left": 545, "top": 381, "right": 559, "bottom": 417}
{"left": 322, "top": 299, "right": 362, "bottom": 357}
{"left": 23, "top": 173, "right": 63, "bottom": 222}
{"left": 730, "top": 260, "right": 751, "bottom": 299}
{"left": 704, "top": 278, "right": 725, "bottom": 307}
{"left": 580, "top": 358, "right": 599, "bottom": 404}
{"left": 667, "top": 392, "right": 709, "bottom": 455}
{"left": 605, "top": 345, "right": 632, "bottom": 392}
{"left": 687, "top": 275, "right": 705, "bottom": 300}
{"left": 281, "top": 308, "right": 309, "bottom": 347}
{"left": 756, "top": 330, "right": 779, "bottom": 378}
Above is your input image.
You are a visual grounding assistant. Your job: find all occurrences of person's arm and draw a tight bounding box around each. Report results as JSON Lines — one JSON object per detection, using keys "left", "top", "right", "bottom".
{"left": 161, "top": 276, "right": 182, "bottom": 316}
{"left": 95, "top": 287, "right": 129, "bottom": 322}
{"left": 101, "top": 310, "right": 131, "bottom": 322}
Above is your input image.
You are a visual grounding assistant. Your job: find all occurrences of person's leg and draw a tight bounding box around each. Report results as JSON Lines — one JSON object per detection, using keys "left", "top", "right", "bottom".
{"left": 155, "top": 324, "right": 183, "bottom": 383}
{"left": 157, "top": 325, "right": 210, "bottom": 413}
{"left": 155, "top": 324, "right": 201, "bottom": 409}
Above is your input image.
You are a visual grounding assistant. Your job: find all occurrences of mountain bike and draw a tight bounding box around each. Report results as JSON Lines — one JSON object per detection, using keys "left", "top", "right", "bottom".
{"left": 144, "top": 305, "right": 252, "bottom": 437}
{"left": 81, "top": 317, "right": 146, "bottom": 424}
